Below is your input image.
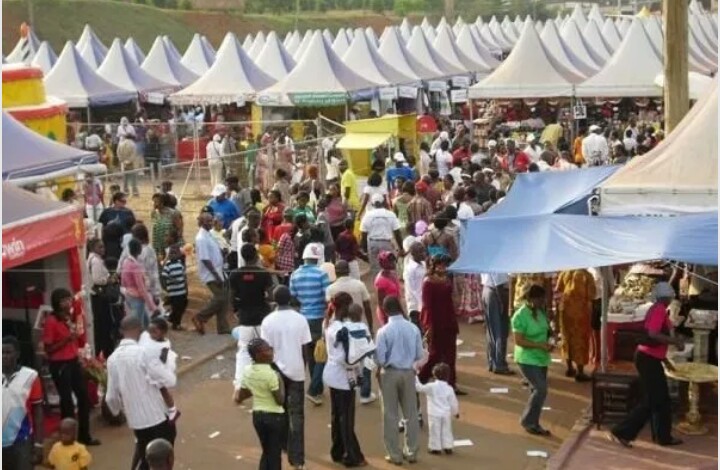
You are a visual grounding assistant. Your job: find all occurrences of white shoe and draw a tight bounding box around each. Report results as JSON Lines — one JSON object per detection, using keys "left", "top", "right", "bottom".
{"left": 360, "top": 392, "right": 377, "bottom": 405}
{"left": 305, "top": 394, "right": 323, "bottom": 406}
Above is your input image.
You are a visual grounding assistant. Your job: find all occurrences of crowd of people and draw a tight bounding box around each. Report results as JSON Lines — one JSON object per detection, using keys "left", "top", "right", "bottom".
{"left": 4, "top": 109, "right": 681, "bottom": 470}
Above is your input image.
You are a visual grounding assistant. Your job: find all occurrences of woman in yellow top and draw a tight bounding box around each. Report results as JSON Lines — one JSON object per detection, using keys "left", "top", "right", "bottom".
{"left": 555, "top": 269, "right": 596, "bottom": 382}
{"left": 573, "top": 128, "right": 586, "bottom": 165}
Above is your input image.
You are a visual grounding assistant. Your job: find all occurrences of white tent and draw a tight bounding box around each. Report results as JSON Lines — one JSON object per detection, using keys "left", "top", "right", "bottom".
{"left": 601, "top": 18, "right": 623, "bottom": 52}
{"left": 247, "top": 31, "right": 266, "bottom": 60}
{"left": 468, "top": 22, "right": 575, "bottom": 99}
{"left": 342, "top": 28, "right": 415, "bottom": 86}
{"left": 242, "top": 34, "right": 253, "bottom": 51}
{"left": 574, "top": 19, "right": 663, "bottom": 98}
{"left": 455, "top": 25, "right": 500, "bottom": 71}
{"left": 569, "top": 3, "right": 588, "bottom": 31}
{"left": 201, "top": 36, "right": 216, "bottom": 56}
{"left": 98, "top": 39, "right": 175, "bottom": 94}
{"left": 453, "top": 16, "right": 465, "bottom": 36}
{"left": 141, "top": 37, "right": 198, "bottom": 88}
{"left": 406, "top": 26, "right": 463, "bottom": 78}
{"left": 377, "top": 27, "right": 432, "bottom": 81}
{"left": 654, "top": 71, "right": 713, "bottom": 100}
{"left": 332, "top": 29, "right": 351, "bottom": 57}
{"left": 30, "top": 41, "right": 57, "bottom": 75}
{"left": 422, "top": 25, "right": 437, "bottom": 43}
{"left": 254, "top": 31, "right": 296, "bottom": 82}
{"left": 436, "top": 17, "right": 449, "bottom": 32}
{"left": 489, "top": 21, "right": 515, "bottom": 51}
{"left": 181, "top": 34, "right": 215, "bottom": 76}
{"left": 365, "top": 27, "right": 379, "bottom": 47}
{"left": 561, "top": 18, "right": 604, "bottom": 70}
{"left": 599, "top": 81, "right": 718, "bottom": 216}
{"left": 293, "top": 30, "right": 313, "bottom": 61}
{"left": 539, "top": 20, "right": 594, "bottom": 81}
{"left": 124, "top": 38, "right": 146, "bottom": 64}
{"left": 689, "top": 14, "right": 718, "bottom": 65}
{"left": 44, "top": 41, "right": 136, "bottom": 108}
{"left": 285, "top": 31, "right": 301, "bottom": 56}
{"left": 399, "top": 18, "right": 412, "bottom": 41}
{"left": 258, "top": 31, "right": 381, "bottom": 106}
{"left": 642, "top": 17, "right": 664, "bottom": 57}
{"left": 582, "top": 19, "right": 613, "bottom": 62}
{"left": 345, "top": 28, "right": 355, "bottom": 40}
{"left": 283, "top": 31, "right": 292, "bottom": 46}
{"left": 6, "top": 27, "right": 41, "bottom": 63}
{"left": 434, "top": 24, "right": 492, "bottom": 74}
{"left": 617, "top": 18, "right": 631, "bottom": 36}
{"left": 473, "top": 24, "right": 504, "bottom": 54}
{"left": 163, "top": 36, "right": 184, "bottom": 62}
{"left": 588, "top": 3, "right": 604, "bottom": 26}
{"left": 323, "top": 29, "right": 334, "bottom": 44}
{"left": 500, "top": 16, "right": 519, "bottom": 42}
{"left": 169, "top": 32, "right": 275, "bottom": 105}
{"left": 693, "top": 12, "right": 718, "bottom": 50}
{"left": 76, "top": 25, "right": 108, "bottom": 68}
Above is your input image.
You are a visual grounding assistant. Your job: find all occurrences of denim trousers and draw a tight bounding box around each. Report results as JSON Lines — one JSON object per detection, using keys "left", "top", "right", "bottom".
{"left": 307, "top": 318, "right": 325, "bottom": 396}
{"left": 518, "top": 364, "right": 548, "bottom": 429}
{"left": 125, "top": 296, "right": 148, "bottom": 330}
{"left": 123, "top": 171, "right": 139, "bottom": 196}
{"left": 253, "top": 411, "right": 285, "bottom": 470}
{"left": 482, "top": 286, "right": 510, "bottom": 372}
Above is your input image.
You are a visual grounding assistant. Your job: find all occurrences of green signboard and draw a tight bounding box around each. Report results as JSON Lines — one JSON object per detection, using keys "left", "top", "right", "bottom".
{"left": 289, "top": 92, "right": 348, "bottom": 107}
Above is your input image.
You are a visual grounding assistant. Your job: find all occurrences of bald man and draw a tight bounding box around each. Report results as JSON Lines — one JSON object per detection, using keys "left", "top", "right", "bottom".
{"left": 146, "top": 438, "right": 174, "bottom": 470}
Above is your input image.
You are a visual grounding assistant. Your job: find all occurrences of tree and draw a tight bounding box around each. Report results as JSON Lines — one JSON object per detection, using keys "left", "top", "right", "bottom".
{"left": 371, "top": 0, "right": 384, "bottom": 12}
{"left": 180, "top": 0, "right": 193, "bottom": 9}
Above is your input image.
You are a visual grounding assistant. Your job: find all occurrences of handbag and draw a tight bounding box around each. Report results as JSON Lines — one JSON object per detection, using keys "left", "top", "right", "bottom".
{"left": 314, "top": 338, "right": 328, "bottom": 363}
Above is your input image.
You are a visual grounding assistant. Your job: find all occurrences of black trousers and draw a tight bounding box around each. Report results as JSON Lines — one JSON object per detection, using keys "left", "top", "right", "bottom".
{"left": 131, "top": 419, "right": 177, "bottom": 470}
{"left": 612, "top": 350, "right": 673, "bottom": 443}
{"left": 48, "top": 358, "right": 92, "bottom": 442}
{"left": 329, "top": 388, "right": 365, "bottom": 466}
{"left": 253, "top": 411, "right": 284, "bottom": 470}
{"left": 166, "top": 295, "right": 188, "bottom": 328}
{"left": 91, "top": 292, "right": 116, "bottom": 358}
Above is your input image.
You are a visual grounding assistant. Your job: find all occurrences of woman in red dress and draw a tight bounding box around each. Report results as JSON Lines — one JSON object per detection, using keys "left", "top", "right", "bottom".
{"left": 419, "top": 255, "right": 460, "bottom": 390}
{"left": 260, "top": 189, "right": 285, "bottom": 244}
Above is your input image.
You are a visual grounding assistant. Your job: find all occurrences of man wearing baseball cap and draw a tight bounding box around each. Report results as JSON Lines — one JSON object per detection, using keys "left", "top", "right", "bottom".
{"left": 360, "top": 193, "right": 404, "bottom": 279}
{"left": 581, "top": 124, "right": 610, "bottom": 167}
{"left": 386, "top": 152, "right": 415, "bottom": 192}
{"left": 207, "top": 184, "right": 239, "bottom": 230}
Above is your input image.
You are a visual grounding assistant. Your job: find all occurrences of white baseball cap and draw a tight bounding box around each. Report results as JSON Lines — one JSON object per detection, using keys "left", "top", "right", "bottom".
{"left": 393, "top": 152, "right": 406, "bottom": 162}
{"left": 488, "top": 139, "right": 498, "bottom": 148}
{"left": 211, "top": 184, "right": 227, "bottom": 197}
{"left": 302, "top": 244, "right": 322, "bottom": 260}
{"left": 440, "top": 131, "right": 449, "bottom": 140}
{"left": 589, "top": 124, "right": 601, "bottom": 132}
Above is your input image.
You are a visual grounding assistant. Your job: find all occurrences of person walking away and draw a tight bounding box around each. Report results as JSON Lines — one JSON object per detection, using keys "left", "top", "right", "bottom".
{"left": 511, "top": 285, "right": 554, "bottom": 436}
{"left": 82, "top": 173, "right": 104, "bottom": 224}
{"left": 145, "top": 129, "right": 162, "bottom": 179}
{"left": 145, "top": 438, "right": 174, "bottom": 470}
{"left": 41, "top": 289, "right": 99, "bottom": 447}
{"left": 2, "top": 336, "right": 44, "bottom": 469}
{"left": 339, "top": 160, "right": 360, "bottom": 220}
{"left": 117, "top": 117, "right": 139, "bottom": 197}
{"left": 407, "top": 181, "right": 433, "bottom": 227}
{"left": 323, "top": 293, "right": 369, "bottom": 467}
{"left": 161, "top": 244, "right": 188, "bottom": 331}
{"left": 360, "top": 194, "right": 404, "bottom": 280}
{"left": 375, "top": 296, "right": 424, "bottom": 466}
{"left": 335, "top": 219, "right": 367, "bottom": 280}
{"left": 609, "top": 282, "right": 685, "bottom": 448}
{"left": 289, "top": 245, "right": 331, "bottom": 405}
{"left": 98, "top": 192, "right": 136, "bottom": 261}
{"left": 261, "top": 286, "right": 312, "bottom": 470}
{"left": 206, "top": 134, "right": 225, "bottom": 190}
{"left": 374, "top": 252, "right": 402, "bottom": 326}
{"left": 581, "top": 125, "right": 609, "bottom": 167}
{"left": 556, "top": 270, "right": 596, "bottom": 382}
{"left": 106, "top": 316, "right": 177, "bottom": 470}
{"left": 47, "top": 418, "right": 92, "bottom": 470}
{"left": 121, "top": 239, "right": 157, "bottom": 330}
{"left": 139, "top": 318, "right": 180, "bottom": 421}
{"left": 415, "top": 363, "right": 459, "bottom": 455}
{"left": 87, "top": 239, "right": 117, "bottom": 358}
{"left": 481, "top": 272, "right": 513, "bottom": 375}
{"left": 235, "top": 338, "right": 285, "bottom": 470}
{"left": 192, "top": 212, "right": 230, "bottom": 335}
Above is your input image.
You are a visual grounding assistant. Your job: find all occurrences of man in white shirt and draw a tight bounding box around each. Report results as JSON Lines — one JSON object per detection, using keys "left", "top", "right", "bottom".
{"left": 434, "top": 140, "right": 453, "bottom": 178}
{"left": 403, "top": 242, "right": 427, "bottom": 324}
{"left": 360, "top": 193, "right": 404, "bottom": 279}
{"left": 523, "top": 134, "right": 543, "bottom": 163}
{"left": 192, "top": 212, "right": 229, "bottom": 335}
{"left": 480, "top": 273, "right": 513, "bottom": 375}
{"left": 106, "top": 316, "right": 177, "bottom": 470}
{"left": 430, "top": 130, "right": 450, "bottom": 156}
{"left": 260, "top": 286, "right": 312, "bottom": 470}
{"left": 581, "top": 125, "right": 609, "bottom": 167}
{"left": 622, "top": 128, "right": 637, "bottom": 154}
{"left": 206, "top": 134, "right": 225, "bottom": 189}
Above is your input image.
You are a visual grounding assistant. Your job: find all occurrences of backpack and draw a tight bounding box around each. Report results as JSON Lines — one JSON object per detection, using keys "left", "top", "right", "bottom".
{"left": 335, "top": 323, "right": 376, "bottom": 367}
{"left": 426, "top": 231, "right": 449, "bottom": 258}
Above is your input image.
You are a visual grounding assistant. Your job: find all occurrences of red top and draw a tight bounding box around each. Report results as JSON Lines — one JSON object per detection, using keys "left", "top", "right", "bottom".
{"left": 512, "top": 151, "right": 531, "bottom": 173}
{"left": 452, "top": 148, "right": 469, "bottom": 166}
{"left": 638, "top": 302, "right": 671, "bottom": 360}
{"left": 272, "top": 222, "right": 293, "bottom": 244}
{"left": 42, "top": 314, "right": 79, "bottom": 361}
{"left": 420, "top": 277, "right": 459, "bottom": 335}
{"left": 375, "top": 273, "right": 401, "bottom": 326}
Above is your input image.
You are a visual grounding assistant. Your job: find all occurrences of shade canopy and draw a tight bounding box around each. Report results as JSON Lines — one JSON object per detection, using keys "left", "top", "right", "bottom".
{"left": 455, "top": 25, "right": 500, "bottom": 71}
{"left": 377, "top": 28, "right": 430, "bottom": 81}
{"left": 342, "top": 29, "right": 415, "bottom": 86}
{"left": 599, "top": 81, "right": 718, "bottom": 216}
{"left": 601, "top": 18, "right": 623, "bottom": 52}
{"left": 254, "top": 31, "right": 296, "bottom": 82}
{"left": 181, "top": 33, "right": 216, "bottom": 76}
{"left": 539, "top": 19, "right": 593, "bottom": 81}
{"left": 406, "top": 26, "right": 463, "bottom": 78}
{"left": 142, "top": 37, "right": 198, "bottom": 88}
{"left": 169, "top": 32, "right": 276, "bottom": 105}
{"left": 433, "top": 24, "right": 493, "bottom": 74}
{"left": 98, "top": 39, "right": 176, "bottom": 95}
{"left": 75, "top": 24, "right": 107, "bottom": 69}
{"left": 44, "top": 41, "right": 136, "bottom": 107}
{"left": 247, "top": 31, "right": 266, "bottom": 60}
{"left": 30, "top": 41, "right": 57, "bottom": 75}
{"left": 561, "top": 18, "right": 604, "bottom": 70}
{"left": 7, "top": 27, "right": 41, "bottom": 63}
{"left": 2, "top": 111, "right": 98, "bottom": 180}
{"left": 124, "top": 38, "right": 146, "bottom": 64}
{"left": 654, "top": 71, "right": 713, "bottom": 100}
{"left": 336, "top": 132, "right": 392, "bottom": 150}
{"left": 332, "top": 29, "right": 351, "bottom": 57}
{"left": 582, "top": 19, "right": 612, "bottom": 62}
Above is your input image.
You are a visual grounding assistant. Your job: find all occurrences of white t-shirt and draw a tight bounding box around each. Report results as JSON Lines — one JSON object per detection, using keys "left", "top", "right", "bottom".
{"left": 435, "top": 150, "right": 453, "bottom": 177}
{"left": 326, "top": 277, "right": 370, "bottom": 310}
{"left": 206, "top": 140, "right": 223, "bottom": 160}
{"left": 261, "top": 308, "right": 312, "bottom": 382}
{"left": 360, "top": 207, "right": 401, "bottom": 241}
{"left": 456, "top": 202, "right": 474, "bottom": 221}
{"left": 325, "top": 156, "right": 341, "bottom": 180}
{"left": 323, "top": 320, "right": 370, "bottom": 390}
{"left": 404, "top": 259, "right": 426, "bottom": 312}
{"left": 415, "top": 378, "right": 459, "bottom": 418}
{"left": 363, "top": 185, "right": 388, "bottom": 200}
{"left": 138, "top": 331, "right": 177, "bottom": 380}
{"left": 449, "top": 167, "right": 463, "bottom": 188}
{"left": 195, "top": 228, "right": 225, "bottom": 284}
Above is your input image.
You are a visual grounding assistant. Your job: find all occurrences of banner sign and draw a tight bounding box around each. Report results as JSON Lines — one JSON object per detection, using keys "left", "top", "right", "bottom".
{"left": 379, "top": 87, "right": 399, "bottom": 100}
{"left": 450, "top": 89, "right": 468, "bottom": 103}
{"left": 398, "top": 86, "right": 417, "bottom": 99}
{"left": 428, "top": 80, "right": 448, "bottom": 92}
{"left": 452, "top": 76, "right": 470, "bottom": 88}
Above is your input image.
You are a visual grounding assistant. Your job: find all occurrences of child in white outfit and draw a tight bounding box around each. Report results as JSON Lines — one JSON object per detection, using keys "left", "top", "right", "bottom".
{"left": 415, "top": 363, "right": 459, "bottom": 454}
{"left": 139, "top": 317, "right": 180, "bottom": 421}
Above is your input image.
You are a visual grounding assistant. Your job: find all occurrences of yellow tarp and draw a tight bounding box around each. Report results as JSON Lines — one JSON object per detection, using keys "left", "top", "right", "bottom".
{"left": 336, "top": 132, "right": 392, "bottom": 150}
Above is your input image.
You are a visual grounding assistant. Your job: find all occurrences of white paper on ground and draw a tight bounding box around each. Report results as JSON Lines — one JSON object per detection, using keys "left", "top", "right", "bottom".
{"left": 235, "top": 456, "right": 243, "bottom": 460}
{"left": 526, "top": 450, "right": 548, "bottom": 458}
{"left": 490, "top": 387, "right": 509, "bottom": 394}
{"left": 454, "top": 439, "right": 474, "bottom": 447}
{"left": 551, "top": 358, "right": 562, "bottom": 363}
{"left": 456, "top": 339, "right": 464, "bottom": 346}
{"left": 457, "top": 351, "right": 477, "bottom": 358}
{"left": 181, "top": 356, "right": 192, "bottom": 361}
{"left": 208, "top": 431, "right": 221, "bottom": 439}
{"left": 542, "top": 406, "right": 552, "bottom": 411}
{"left": 215, "top": 355, "right": 225, "bottom": 360}
{"left": 210, "top": 373, "right": 221, "bottom": 379}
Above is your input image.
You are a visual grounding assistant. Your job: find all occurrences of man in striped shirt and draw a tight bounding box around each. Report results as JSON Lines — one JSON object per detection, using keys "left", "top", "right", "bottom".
{"left": 289, "top": 244, "right": 330, "bottom": 405}
{"left": 160, "top": 245, "right": 187, "bottom": 330}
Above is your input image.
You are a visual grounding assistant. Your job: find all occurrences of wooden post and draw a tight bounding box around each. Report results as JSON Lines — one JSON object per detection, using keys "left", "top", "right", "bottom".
{"left": 663, "top": 0, "right": 690, "bottom": 133}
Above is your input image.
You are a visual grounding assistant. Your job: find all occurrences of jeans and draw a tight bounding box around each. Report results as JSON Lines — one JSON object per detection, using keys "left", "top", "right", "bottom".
{"left": 360, "top": 367, "right": 372, "bottom": 398}
{"left": 2, "top": 438, "right": 33, "bottom": 470}
{"left": 126, "top": 296, "right": 149, "bottom": 330}
{"left": 196, "top": 281, "right": 230, "bottom": 333}
{"left": 518, "top": 364, "right": 548, "bottom": 430}
{"left": 131, "top": 419, "right": 177, "bottom": 470}
{"left": 48, "top": 359, "right": 92, "bottom": 442}
{"left": 381, "top": 368, "right": 419, "bottom": 463}
{"left": 482, "top": 286, "right": 510, "bottom": 372}
{"left": 612, "top": 351, "right": 673, "bottom": 443}
{"left": 123, "top": 170, "right": 139, "bottom": 196}
{"left": 306, "top": 318, "right": 325, "bottom": 397}
{"left": 166, "top": 294, "right": 188, "bottom": 328}
{"left": 330, "top": 388, "right": 365, "bottom": 466}
{"left": 279, "top": 378, "right": 305, "bottom": 466}
{"left": 253, "top": 412, "right": 284, "bottom": 470}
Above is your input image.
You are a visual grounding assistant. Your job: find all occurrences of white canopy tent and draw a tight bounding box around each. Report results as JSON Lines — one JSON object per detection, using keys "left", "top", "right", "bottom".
{"left": 169, "top": 32, "right": 276, "bottom": 106}
{"left": 30, "top": 41, "right": 57, "bottom": 75}
{"left": 582, "top": 20, "right": 613, "bottom": 63}
{"left": 488, "top": 21, "right": 515, "bottom": 51}
{"left": 539, "top": 20, "right": 594, "bottom": 81}
{"left": 124, "top": 38, "right": 146, "bottom": 65}
{"left": 76, "top": 25, "right": 108, "bottom": 69}
{"left": 574, "top": 18, "right": 663, "bottom": 98}
{"left": 365, "top": 27, "right": 379, "bottom": 47}
{"left": 293, "top": 30, "right": 313, "bottom": 61}
{"left": 201, "top": 36, "right": 216, "bottom": 56}
{"left": 500, "top": 16, "right": 519, "bottom": 42}
{"left": 181, "top": 34, "right": 216, "bottom": 76}
{"left": 601, "top": 18, "right": 623, "bottom": 52}
{"left": 342, "top": 29, "right": 415, "bottom": 86}
{"left": 453, "top": 16, "right": 465, "bottom": 36}
{"left": 254, "top": 31, "right": 296, "bottom": 82}
{"left": 377, "top": 27, "right": 431, "bottom": 81}
{"left": 399, "top": 18, "right": 412, "bottom": 41}
{"left": 434, "top": 24, "right": 493, "bottom": 75}
{"left": 599, "top": 81, "right": 718, "bottom": 216}
{"left": 406, "top": 26, "right": 463, "bottom": 78}
{"left": 247, "top": 31, "right": 266, "bottom": 60}
{"left": 569, "top": 3, "right": 588, "bottom": 31}
{"left": 654, "top": 71, "right": 713, "bottom": 100}
{"left": 6, "top": 27, "right": 41, "bottom": 63}
{"left": 468, "top": 22, "right": 576, "bottom": 99}
{"left": 588, "top": 3, "right": 604, "bottom": 26}
{"left": 455, "top": 25, "right": 500, "bottom": 71}
{"left": 561, "top": 19, "right": 604, "bottom": 71}
{"left": 98, "top": 39, "right": 176, "bottom": 95}
{"left": 142, "top": 37, "right": 198, "bottom": 88}
{"left": 285, "top": 31, "right": 301, "bottom": 56}
{"left": 242, "top": 34, "right": 253, "bottom": 51}
{"left": 617, "top": 18, "right": 631, "bottom": 36}
{"left": 162, "top": 36, "right": 184, "bottom": 62}
{"left": 332, "top": 29, "right": 351, "bottom": 57}
{"left": 473, "top": 23, "right": 504, "bottom": 54}
{"left": 323, "top": 29, "right": 334, "bottom": 45}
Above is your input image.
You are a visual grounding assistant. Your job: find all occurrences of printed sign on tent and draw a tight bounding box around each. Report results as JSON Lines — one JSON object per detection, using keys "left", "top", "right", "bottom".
{"left": 573, "top": 104, "right": 587, "bottom": 120}
{"left": 398, "top": 86, "right": 417, "bottom": 99}
{"left": 146, "top": 93, "right": 165, "bottom": 105}
{"left": 379, "top": 87, "right": 398, "bottom": 101}
{"left": 452, "top": 76, "right": 470, "bottom": 88}
{"left": 428, "top": 80, "right": 447, "bottom": 92}
{"left": 450, "top": 89, "right": 468, "bottom": 103}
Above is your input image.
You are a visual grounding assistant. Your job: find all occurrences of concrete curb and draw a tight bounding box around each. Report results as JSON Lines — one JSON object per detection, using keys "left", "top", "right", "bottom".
{"left": 547, "top": 407, "right": 593, "bottom": 470}
{"left": 176, "top": 339, "right": 235, "bottom": 378}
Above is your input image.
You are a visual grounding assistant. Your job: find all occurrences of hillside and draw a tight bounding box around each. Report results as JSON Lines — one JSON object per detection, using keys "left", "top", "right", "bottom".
{"left": 2, "top": 0, "right": 404, "bottom": 54}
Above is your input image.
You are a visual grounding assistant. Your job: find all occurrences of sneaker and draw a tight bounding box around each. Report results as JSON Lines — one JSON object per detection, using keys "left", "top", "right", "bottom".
{"left": 305, "top": 394, "right": 323, "bottom": 406}
{"left": 359, "top": 392, "right": 377, "bottom": 405}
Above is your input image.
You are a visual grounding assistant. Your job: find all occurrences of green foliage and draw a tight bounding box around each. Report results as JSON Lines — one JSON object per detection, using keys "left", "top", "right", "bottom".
{"left": 180, "top": 0, "right": 192, "bottom": 10}
{"left": 370, "top": 0, "right": 384, "bottom": 12}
